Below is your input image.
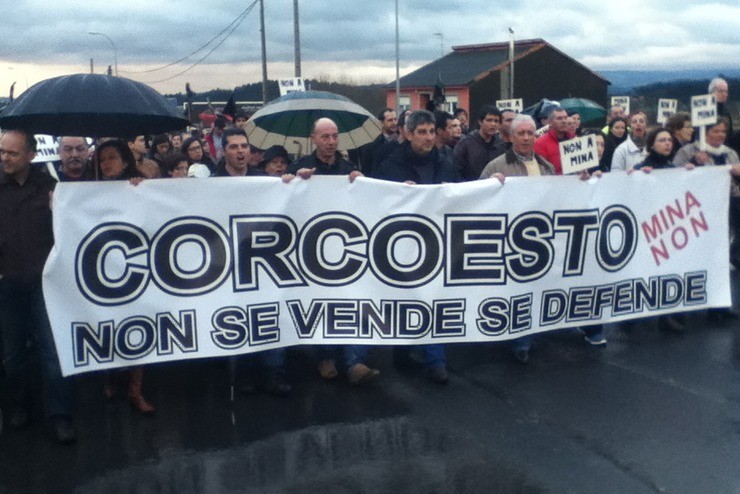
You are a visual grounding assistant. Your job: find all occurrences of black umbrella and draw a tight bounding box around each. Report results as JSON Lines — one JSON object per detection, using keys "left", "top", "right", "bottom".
{"left": 0, "top": 73, "right": 189, "bottom": 137}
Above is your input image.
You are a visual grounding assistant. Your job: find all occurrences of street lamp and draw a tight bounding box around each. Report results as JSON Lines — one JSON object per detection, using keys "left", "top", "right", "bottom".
{"left": 7, "top": 67, "right": 29, "bottom": 90}
{"left": 433, "top": 32, "right": 444, "bottom": 58}
{"left": 88, "top": 31, "right": 118, "bottom": 76}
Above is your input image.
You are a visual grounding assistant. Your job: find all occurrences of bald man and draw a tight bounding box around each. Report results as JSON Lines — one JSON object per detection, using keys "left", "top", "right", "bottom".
{"left": 287, "top": 118, "right": 357, "bottom": 176}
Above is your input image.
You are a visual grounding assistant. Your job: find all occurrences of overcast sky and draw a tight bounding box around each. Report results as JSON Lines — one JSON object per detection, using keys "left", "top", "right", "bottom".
{"left": 2, "top": 0, "right": 739, "bottom": 96}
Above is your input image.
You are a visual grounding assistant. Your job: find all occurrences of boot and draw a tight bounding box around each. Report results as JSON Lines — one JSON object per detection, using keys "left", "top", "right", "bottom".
{"left": 128, "top": 367, "right": 155, "bottom": 415}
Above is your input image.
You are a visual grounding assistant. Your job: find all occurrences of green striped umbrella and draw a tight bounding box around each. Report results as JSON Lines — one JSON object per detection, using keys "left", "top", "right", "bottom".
{"left": 558, "top": 98, "right": 607, "bottom": 126}
{"left": 244, "top": 90, "right": 381, "bottom": 156}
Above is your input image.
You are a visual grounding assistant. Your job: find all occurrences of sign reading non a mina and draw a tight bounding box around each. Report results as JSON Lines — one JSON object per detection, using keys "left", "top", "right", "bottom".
{"left": 657, "top": 99, "right": 678, "bottom": 125}
{"left": 691, "top": 94, "right": 717, "bottom": 127}
{"left": 496, "top": 98, "right": 523, "bottom": 113}
{"left": 611, "top": 96, "right": 630, "bottom": 115}
{"left": 32, "top": 134, "right": 59, "bottom": 163}
{"left": 278, "top": 78, "right": 305, "bottom": 96}
{"left": 559, "top": 135, "right": 598, "bottom": 175}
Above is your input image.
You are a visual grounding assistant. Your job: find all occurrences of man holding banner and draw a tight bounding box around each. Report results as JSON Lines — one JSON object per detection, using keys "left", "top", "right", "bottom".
{"left": 534, "top": 107, "right": 574, "bottom": 175}
{"left": 480, "top": 115, "right": 606, "bottom": 361}
{"left": 0, "top": 129, "right": 76, "bottom": 443}
{"left": 375, "top": 110, "right": 460, "bottom": 382}
{"left": 453, "top": 105, "right": 506, "bottom": 181}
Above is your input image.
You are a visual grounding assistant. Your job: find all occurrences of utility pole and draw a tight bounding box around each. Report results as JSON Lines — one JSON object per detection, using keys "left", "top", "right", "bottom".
{"left": 260, "top": 0, "right": 269, "bottom": 104}
{"left": 508, "top": 27, "right": 515, "bottom": 99}
{"left": 293, "top": 0, "right": 301, "bottom": 77}
{"left": 433, "top": 32, "right": 444, "bottom": 58}
{"left": 395, "top": 0, "right": 400, "bottom": 114}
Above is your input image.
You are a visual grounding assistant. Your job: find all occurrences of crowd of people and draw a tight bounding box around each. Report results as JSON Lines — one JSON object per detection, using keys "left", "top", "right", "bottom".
{"left": 1, "top": 77, "right": 739, "bottom": 444}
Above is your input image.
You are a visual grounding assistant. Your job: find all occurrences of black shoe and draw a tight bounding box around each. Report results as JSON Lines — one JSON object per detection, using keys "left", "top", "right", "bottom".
{"left": 708, "top": 308, "right": 740, "bottom": 321}
{"left": 512, "top": 349, "right": 530, "bottom": 365}
{"left": 659, "top": 314, "right": 687, "bottom": 333}
{"left": 261, "top": 372, "right": 292, "bottom": 397}
{"left": 50, "top": 417, "right": 77, "bottom": 444}
{"left": 425, "top": 366, "right": 449, "bottom": 384}
{"left": 10, "top": 408, "right": 30, "bottom": 430}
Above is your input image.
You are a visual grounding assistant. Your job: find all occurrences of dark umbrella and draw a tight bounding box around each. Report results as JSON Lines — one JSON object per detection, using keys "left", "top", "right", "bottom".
{"left": 558, "top": 98, "right": 607, "bottom": 125}
{"left": 522, "top": 98, "right": 560, "bottom": 124}
{"left": 0, "top": 73, "right": 189, "bottom": 137}
{"left": 244, "top": 90, "right": 381, "bottom": 156}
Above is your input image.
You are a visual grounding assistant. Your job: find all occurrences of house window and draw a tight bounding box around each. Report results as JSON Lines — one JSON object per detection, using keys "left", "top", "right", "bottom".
{"left": 398, "top": 96, "right": 411, "bottom": 111}
{"left": 444, "top": 94, "right": 459, "bottom": 114}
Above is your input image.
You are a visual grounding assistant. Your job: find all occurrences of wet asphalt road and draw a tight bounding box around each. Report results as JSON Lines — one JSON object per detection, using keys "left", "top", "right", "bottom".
{"left": 2, "top": 273, "right": 740, "bottom": 493}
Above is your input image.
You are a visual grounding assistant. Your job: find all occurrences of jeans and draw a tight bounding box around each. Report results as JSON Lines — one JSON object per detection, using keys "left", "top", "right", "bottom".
{"left": 510, "top": 325, "right": 604, "bottom": 353}
{"left": 0, "top": 277, "right": 73, "bottom": 419}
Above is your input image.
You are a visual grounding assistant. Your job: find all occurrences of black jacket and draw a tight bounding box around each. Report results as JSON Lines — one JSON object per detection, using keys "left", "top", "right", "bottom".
{"left": 0, "top": 166, "right": 56, "bottom": 279}
{"left": 373, "top": 141, "right": 460, "bottom": 184}
{"left": 288, "top": 151, "right": 357, "bottom": 176}
{"left": 634, "top": 151, "right": 675, "bottom": 170}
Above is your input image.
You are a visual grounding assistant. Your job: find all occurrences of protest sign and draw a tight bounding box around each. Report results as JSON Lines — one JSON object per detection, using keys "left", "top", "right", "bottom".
{"left": 44, "top": 170, "right": 731, "bottom": 375}
{"left": 32, "top": 134, "right": 58, "bottom": 163}
{"left": 657, "top": 99, "right": 678, "bottom": 124}
{"left": 691, "top": 94, "right": 718, "bottom": 149}
{"left": 691, "top": 94, "right": 717, "bottom": 127}
{"left": 278, "top": 78, "right": 305, "bottom": 96}
{"left": 611, "top": 96, "right": 630, "bottom": 116}
{"left": 496, "top": 99, "right": 523, "bottom": 113}
{"left": 559, "top": 135, "right": 599, "bottom": 175}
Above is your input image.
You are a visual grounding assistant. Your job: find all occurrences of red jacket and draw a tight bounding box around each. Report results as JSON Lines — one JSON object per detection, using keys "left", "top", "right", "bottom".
{"left": 534, "top": 128, "right": 575, "bottom": 175}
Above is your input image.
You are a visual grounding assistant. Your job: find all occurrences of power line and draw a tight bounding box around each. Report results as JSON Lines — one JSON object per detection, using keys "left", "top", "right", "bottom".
{"left": 120, "top": 0, "right": 258, "bottom": 76}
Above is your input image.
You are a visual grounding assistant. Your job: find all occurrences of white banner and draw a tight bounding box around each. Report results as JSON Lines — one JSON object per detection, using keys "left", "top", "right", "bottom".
{"left": 43, "top": 170, "right": 732, "bottom": 375}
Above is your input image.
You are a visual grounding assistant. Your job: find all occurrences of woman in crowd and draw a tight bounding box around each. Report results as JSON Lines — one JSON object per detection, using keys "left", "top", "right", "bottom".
{"left": 632, "top": 127, "right": 694, "bottom": 331}
{"left": 673, "top": 117, "right": 739, "bottom": 169}
{"left": 633, "top": 127, "right": 677, "bottom": 171}
{"left": 181, "top": 137, "right": 215, "bottom": 172}
{"left": 163, "top": 152, "right": 190, "bottom": 178}
{"left": 95, "top": 140, "right": 155, "bottom": 414}
{"left": 611, "top": 112, "right": 649, "bottom": 172}
{"left": 148, "top": 134, "right": 171, "bottom": 174}
{"left": 674, "top": 117, "right": 740, "bottom": 273}
{"left": 664, "top": 112, "right": 693, "bottom": 161}
{"left": 259, "top": 145, "right": 289, "bottom": 177}
{"left": 600, "top": 117, "right": 628, "bottom": 171}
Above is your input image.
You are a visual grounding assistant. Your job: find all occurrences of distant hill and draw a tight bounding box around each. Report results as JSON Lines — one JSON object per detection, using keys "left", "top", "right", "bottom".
{"left": 165, "top": 80, "right": 387, "bottom": 120}
{"left": 600, "top": 69, "right": 740, "bottom": 94}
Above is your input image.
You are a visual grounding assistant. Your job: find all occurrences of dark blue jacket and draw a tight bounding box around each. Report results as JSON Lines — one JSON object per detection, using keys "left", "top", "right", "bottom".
{"left": 373, "top": 141, "right": 460, "bottom": 184}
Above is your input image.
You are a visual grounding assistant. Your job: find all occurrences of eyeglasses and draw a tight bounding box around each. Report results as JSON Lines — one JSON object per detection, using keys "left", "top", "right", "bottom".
{"left": 189, "top": 145, "right": 202, "bottom": 151}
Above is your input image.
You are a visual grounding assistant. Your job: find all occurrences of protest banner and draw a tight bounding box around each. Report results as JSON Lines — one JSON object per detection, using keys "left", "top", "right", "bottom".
{"left": 44, "top": 170, "right": 732, "bottom": 375}
{"left": 656, "top": 99, "right": 678, "bottom": 124}
{"left": 559, "top": 135, "right": 599, "bottom": 175}
{"left": 496, "top": 98, "right": 523, "bottom": 113}
{"left": 611, "top": 96, "right": 630, "bottom": 116}
{"left": 278, "top": 78, "right": 305, "bottom": 96}
{"left": 691, "top": 94, "right": 718, "bottom": 148}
